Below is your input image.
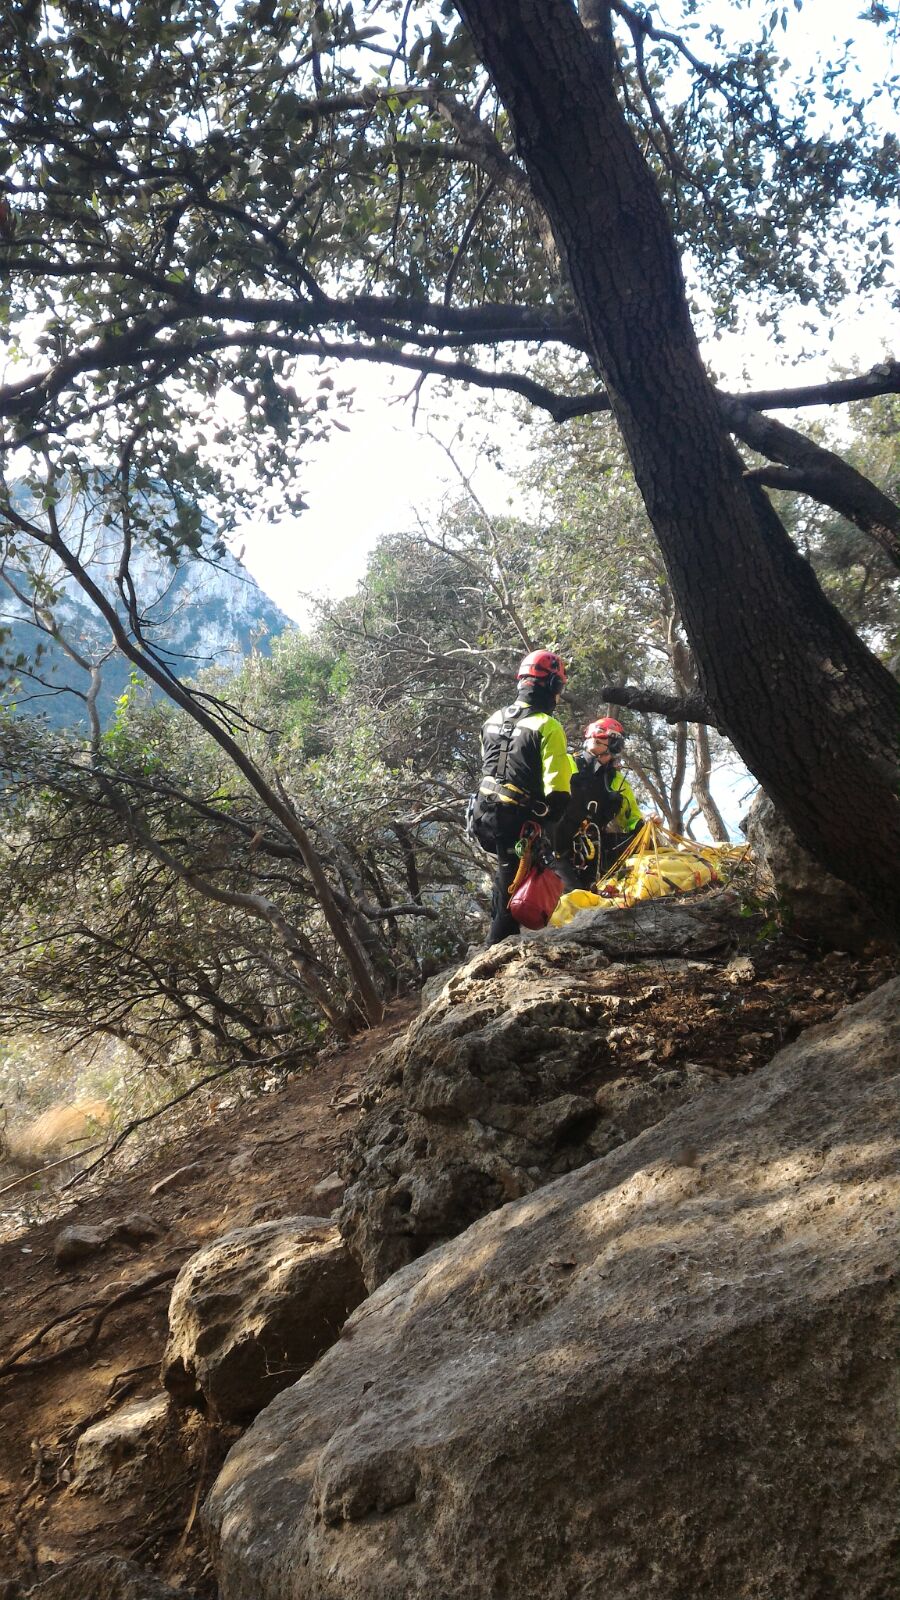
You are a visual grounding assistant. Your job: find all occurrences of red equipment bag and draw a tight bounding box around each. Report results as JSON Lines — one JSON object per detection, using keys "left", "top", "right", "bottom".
{"left": 508, "top": 863, "right": 564, "bottom": 930}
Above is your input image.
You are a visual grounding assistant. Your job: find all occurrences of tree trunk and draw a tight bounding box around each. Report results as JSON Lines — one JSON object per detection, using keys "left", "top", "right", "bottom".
{"left": 692, "top": 724, "right": 730, "bottom": 841}
{"left": 668, "top": 723, "right": 687, "bottom": 835}
{"left": 455, "top": 0, "right": 900, "bottom": 931}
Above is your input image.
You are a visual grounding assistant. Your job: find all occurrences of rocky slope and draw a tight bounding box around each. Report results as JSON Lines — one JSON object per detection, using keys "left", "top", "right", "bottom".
{"left": 340, "top": 894, "right": 815, "bottom": 1288}
{"left": 206, "top": 976, "right": 900, "bottom": 1600}
{"left": 1, "top": 920, "right": 896, "bottom": 1599}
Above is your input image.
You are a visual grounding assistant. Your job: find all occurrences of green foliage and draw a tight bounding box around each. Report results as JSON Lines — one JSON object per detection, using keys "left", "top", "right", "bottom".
{"left": 0, "top": 0, "right": 896, "bottom": 533}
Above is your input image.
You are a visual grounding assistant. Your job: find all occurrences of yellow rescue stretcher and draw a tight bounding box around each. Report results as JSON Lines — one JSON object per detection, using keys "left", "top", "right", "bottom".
{"left": 549, "top": 820, "right": 750, "bottom": 927}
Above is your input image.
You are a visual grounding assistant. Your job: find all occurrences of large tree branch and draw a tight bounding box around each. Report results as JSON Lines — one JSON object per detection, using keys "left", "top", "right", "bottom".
{"left": 6, "top": 331, "right": 608, "bottom": 448}
{"left": 4, "top": 315, "right": 898, "bottom": 449}
{"left": 723, "top": 399, "right": 900, "bottom": 571}
{"left": 721, "top": 363, "right": 900, "bottom": 413}
{"left": 601, "top": 682, "right": 719, "bottom": 727}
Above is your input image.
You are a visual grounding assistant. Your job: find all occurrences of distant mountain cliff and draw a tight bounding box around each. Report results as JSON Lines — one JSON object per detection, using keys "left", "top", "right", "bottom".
{"left": 1, "top": 484, "right": 292, "bottom": 731}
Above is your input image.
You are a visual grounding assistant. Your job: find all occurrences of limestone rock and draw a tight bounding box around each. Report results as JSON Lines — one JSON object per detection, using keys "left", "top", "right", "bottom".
{"left": 310, "top": 1171, "right": 345, "bottom": 1207}
{"left": 107, "top": 1212, "right": 165, "bottom": 1246}
{"left": 25, "top": 1556, "right": 194, "bottom": 1598}
{"left": 53, "top": 1212, "right": 164, "bottom": 1268}
{"left": 419, "top": 964, "right": 461, "bottom": 1009}
{"left": 53, "top": 1224, "right": 110, "bottom": 1268}
{"left": 541, "top": 885, "right": 759, "bottom": 956}
{"left": 207, "top": 977, "right": 900, "bottom": 1600}
{"left": 340, "top": 935, "right": 732, "bottom": 1289}
{"left": 593, "top": 1058, "right": 715, "bottom": 1138}
{"left": 162, "top": 1217, "right": 366, "bottom": 1425}
{"left": 72, "top": 1394, "right": 174, "bottom": 1500}
{"left": 746, "top": 789, "right": 893, "bottom": 953}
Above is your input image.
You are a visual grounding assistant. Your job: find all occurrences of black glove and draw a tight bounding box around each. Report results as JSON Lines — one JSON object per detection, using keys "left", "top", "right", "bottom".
{"left": 544, "top": 789, "right": 570, "bottom": 827}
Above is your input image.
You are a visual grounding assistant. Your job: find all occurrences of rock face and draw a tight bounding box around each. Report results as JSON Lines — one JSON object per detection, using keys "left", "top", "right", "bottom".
{"left": 539, "top": 885, "right": 757, "bottom": 956}
{"left": 339, "top": 916, "right": 751, "bottom": 1289}
{"left": 162, "top": 1217, "right": 366, "bottom": 1425}
{"left": 72, "top": 1395, "right": 173, "bottom": 1500}
{"left": 746, "top": 789, "right": 893, "bottom": 953}
{"left": 206, "top": 977, "right": 900, "bottom": 1600}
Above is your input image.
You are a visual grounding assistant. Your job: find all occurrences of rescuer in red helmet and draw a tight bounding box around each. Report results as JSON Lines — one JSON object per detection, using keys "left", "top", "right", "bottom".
{"left": 554, "top": 715, "right": 645, "bottom": 889}
{"left": 470, "top": 649, "right": 572, "bottom": 944}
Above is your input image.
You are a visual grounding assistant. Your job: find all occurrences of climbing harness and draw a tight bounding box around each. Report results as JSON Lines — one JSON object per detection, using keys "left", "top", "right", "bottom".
{"left": 478, "top": 703, "right": 547, "bottom": 813}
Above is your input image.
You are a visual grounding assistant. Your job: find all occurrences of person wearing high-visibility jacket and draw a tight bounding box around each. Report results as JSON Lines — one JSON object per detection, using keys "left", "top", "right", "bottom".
{"left": 555, "top": 717, "right": 644, "bottom": 889}
{"left": 472, "top": 649, "right": 571, "bottom": 944}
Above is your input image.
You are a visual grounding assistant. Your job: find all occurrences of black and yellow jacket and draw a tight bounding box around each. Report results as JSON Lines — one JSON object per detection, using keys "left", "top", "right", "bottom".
{"left": 478, "top": 699, "right": 571, "bottom": 812}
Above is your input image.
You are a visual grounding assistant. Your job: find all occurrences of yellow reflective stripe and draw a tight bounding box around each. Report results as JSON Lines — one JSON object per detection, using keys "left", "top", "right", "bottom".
{"left": 479, "top": 777, "right": 532, "bottom": 801}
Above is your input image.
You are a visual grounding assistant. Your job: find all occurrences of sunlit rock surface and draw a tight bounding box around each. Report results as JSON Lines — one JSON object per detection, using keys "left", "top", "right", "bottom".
{"left": 340, "top": 897, "right": 759, "bottom": 1290}
{"left": 162, "top": 1217, "right": 366, "bottom": 1425}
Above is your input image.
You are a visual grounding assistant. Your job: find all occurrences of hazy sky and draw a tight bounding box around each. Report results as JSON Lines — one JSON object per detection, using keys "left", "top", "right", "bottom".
{"left": 232, "top": 298, "right": 900, "bottom": 626}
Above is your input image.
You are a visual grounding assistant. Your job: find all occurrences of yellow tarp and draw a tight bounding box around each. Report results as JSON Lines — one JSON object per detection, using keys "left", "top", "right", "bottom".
{"left": 550, "top": 888, "right": 604, "bottom": 926}
{"left": 549, "top": 822, "right": 750, "bottom": 926}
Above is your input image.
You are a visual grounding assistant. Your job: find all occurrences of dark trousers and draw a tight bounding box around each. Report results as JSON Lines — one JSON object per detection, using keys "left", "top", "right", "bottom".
{"left": 601, "top": 831, "right": 636, "bottom": 872}
{"left": 487, "top": 810, "right": 530, "bottom": 945}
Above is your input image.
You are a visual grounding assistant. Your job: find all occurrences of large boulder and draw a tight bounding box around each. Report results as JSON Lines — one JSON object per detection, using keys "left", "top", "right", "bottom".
{"left": 162, "top": 1216, "right": 366, "bottom": 1425}
{"left": 539, "top": 885, "right": 758, "bottom": 956}
{"left": 339, "top": 923, "right": 749, "bottom": 1289}
{"left": 206, "top": 977, "right": 900, "bottom": 1600}
{"left": 746, "top": 789, "right": 893, "bottom": 953}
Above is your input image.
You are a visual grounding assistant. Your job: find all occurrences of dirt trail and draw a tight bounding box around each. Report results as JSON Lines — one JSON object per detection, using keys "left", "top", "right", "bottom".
{"left": 0, "top": 1000, "right": 416, "bottom": 1594}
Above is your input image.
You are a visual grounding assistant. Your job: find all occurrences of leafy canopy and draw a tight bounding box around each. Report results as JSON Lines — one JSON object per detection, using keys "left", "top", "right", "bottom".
{"left": 1, "top": 0, "right": 897, "bottom": 529}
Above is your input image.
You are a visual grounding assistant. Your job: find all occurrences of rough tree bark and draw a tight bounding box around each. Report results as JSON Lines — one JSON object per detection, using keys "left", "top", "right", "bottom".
{"left": 455, "top": 0, "right": 900, "bottom": 930}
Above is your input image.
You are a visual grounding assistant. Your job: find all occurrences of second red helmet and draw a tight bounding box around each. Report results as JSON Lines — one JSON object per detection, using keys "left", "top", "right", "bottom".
{"left": 516, "top": 649, "right": 567, "bottom": 686}
{"left": 584, "top": 717, "right": 625, "bottom": 740}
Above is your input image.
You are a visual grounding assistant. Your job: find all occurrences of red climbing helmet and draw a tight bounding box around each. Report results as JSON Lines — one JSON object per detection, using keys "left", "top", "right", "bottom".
{"left": 516, "top": 649, "right": 567, "bottom": 687}
{"left": 584, "top": 717, "right": 625, "bottom": 741}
